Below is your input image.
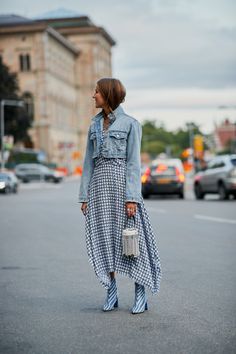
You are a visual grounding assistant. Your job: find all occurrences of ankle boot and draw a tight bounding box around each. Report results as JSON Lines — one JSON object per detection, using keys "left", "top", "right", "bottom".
{"left": 131, "top": 282, "right": 148, "bottom": 314}
{"left": 103, "top": 278, "right": 118, "bottom": 311}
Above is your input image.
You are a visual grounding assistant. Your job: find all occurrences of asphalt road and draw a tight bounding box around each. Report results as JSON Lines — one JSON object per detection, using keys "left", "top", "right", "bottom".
{"left": 0, "top": 178, "right": 236, "bottom": 354}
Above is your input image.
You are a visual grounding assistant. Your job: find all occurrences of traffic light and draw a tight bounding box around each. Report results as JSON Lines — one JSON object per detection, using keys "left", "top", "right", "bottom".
{"left": 193, "top": 135, "right": 204, "bottom": 158}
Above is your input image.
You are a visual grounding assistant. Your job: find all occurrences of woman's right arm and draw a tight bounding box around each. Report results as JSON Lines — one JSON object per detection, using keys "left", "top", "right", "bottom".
{"left": 78, "top": 126, "right": 94, "bottom": 204}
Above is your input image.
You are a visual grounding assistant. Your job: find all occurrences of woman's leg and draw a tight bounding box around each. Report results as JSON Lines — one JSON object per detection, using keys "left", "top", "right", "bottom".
{"left": 110, "top": 272, "right": 115, "bottom": 279}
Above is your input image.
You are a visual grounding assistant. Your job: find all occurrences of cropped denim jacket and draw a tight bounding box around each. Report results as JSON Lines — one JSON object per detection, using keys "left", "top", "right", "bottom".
{"left": 78, "top": 105, "right": 142, "bottom": 204}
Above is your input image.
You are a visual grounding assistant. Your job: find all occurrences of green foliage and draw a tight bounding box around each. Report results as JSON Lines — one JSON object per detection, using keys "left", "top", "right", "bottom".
{"left": 0, "top": 62, "right": 19, "bottom": 98}
{"left": 0, "top": 61, "right": 32, "bottom": 146}
{"left": 141, "top": 119, "right": 203, "bottom": 158}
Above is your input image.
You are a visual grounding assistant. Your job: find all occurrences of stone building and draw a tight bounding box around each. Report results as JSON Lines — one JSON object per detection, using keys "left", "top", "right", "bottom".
{"left": 0, "top": 12, "right": 115, "bottom": 171}
{"left": 214, "top": 118, "right": 236, "bottom": 153}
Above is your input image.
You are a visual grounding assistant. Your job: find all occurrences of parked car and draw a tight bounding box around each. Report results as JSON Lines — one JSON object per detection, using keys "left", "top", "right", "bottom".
{"left": 0, "top": 171, "right": 19, "bottom": 194}
{"left": 194, "top": 154, "right": 236, "bottom": 200}
{"left": 15, "top": 164, "right": 64, "bottom": 183}
{"left": 141, "top": 158, "right": 185, "bottom": 199}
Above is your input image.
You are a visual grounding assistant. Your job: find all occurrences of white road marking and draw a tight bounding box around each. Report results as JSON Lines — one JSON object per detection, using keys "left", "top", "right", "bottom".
{"left": 194, "top": 214, "right": 236, "bottom": 225}
{"left": 20, "top": 183, "right": 61, "bottom": 190}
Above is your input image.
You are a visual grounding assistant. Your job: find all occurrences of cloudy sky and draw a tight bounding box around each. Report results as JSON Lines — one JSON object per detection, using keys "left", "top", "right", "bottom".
{"left": 1, "top": 0, "right": 236, "bottom": 132}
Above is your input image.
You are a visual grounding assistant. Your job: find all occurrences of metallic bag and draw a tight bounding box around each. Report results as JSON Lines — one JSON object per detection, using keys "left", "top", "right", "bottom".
{"left": 122, "top": 215, "right": 140, "bottom": 258}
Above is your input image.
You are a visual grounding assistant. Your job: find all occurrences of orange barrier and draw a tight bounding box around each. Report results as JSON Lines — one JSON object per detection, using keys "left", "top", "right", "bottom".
{"left": 73, "top": 166, "right": 83, "bottom": 175}
{"left": 55, "top": 167, "right": 68, "bottom": 176}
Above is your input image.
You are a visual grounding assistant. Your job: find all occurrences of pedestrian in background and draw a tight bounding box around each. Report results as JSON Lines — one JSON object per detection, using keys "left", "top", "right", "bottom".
{"left": 79, "top": 78, "right": 162, "bottom": 314}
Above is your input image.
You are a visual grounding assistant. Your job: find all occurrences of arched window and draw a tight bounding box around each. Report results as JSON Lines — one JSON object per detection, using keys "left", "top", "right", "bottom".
{"left": 22, "top": 92, "right": 34, "bottom": 119}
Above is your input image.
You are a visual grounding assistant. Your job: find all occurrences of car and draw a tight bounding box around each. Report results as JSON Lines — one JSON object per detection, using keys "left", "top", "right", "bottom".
{"left": 194, "top": 154, "right": 236, "bottom": 200}
{"left": 141, "top": 158, "right": 185, "bottom": 199}
{"left": 0, "top": 171, "right": 19, "bottom": 194}
{"left": 14, "top": 163, "right": 64, "bottom": 183}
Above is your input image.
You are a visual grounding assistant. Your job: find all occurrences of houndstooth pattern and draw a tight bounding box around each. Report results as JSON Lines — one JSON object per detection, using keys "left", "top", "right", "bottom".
{"left": 84, "top": 129, "right": 162, "bottom": 294}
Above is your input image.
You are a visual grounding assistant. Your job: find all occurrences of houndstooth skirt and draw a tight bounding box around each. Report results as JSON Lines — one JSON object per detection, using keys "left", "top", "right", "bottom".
{"left": 84, "top": 132, "right": 162, "bottom": 294}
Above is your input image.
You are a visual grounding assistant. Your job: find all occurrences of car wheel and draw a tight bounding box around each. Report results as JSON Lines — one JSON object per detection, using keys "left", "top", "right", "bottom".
{"left": 218, "top": 183, "right": 229, "bottom": 200}
{"left": 4, "top": 186, "right": 10, "bottom": 194}
{"left": 194, "top": 183, "right": 204, "bottom": 200}
{"left": 142, "top": 193, "right": 150, "bottom": 199}
{"left": 179, "top": 192, "right": 184, "bottom": 199}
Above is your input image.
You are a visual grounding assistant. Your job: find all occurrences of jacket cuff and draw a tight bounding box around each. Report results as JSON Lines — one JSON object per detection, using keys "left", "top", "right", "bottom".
{"left": 78, "top": 197, "right": 88, "bottom": 203}
{"left": 125, "top": 196, "right": 141, "bottom": 204}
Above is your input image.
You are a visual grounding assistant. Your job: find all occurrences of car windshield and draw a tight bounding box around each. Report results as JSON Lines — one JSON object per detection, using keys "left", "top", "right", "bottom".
{"left": 40, "top": 166, "right": 50, "bottom": 172}
{"left": 231, "top": 158, "right": 236, "bottom": 166}
{"left": 151, "top": 164, "right": 176, "bottom": 176}
{"left": 16, "top": 165, "right": 50, "bottom": 172}
{"left": 0, "top": 174, "right": 9, "bottom": 180}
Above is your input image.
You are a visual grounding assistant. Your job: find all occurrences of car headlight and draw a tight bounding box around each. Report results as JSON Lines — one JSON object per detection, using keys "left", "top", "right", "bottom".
{"left": 0, "top": 182, "right": 6, "bottom": 189}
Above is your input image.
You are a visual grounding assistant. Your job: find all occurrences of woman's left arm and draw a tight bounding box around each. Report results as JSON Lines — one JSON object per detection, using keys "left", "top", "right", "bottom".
{"left": 125, "top": 120, "right": 142, "bottom": 204}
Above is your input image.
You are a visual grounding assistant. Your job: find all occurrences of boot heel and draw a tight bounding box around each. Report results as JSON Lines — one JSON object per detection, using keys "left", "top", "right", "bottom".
{"left": 114, "top": 299, "right": 118, "bottom": 308}
{"left": 145, "top": 302, "right": 148, "bottom": 311}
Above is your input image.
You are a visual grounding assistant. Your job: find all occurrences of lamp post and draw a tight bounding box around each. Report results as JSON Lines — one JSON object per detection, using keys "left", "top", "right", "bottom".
{"left": 186, "top": 122, "right": 195, "bottom": 151}
{"left": 186, "top": 122, "right": 195, "bottom": 174}
{"left": 0, "top": 99, "right": 24, "bottom": 170}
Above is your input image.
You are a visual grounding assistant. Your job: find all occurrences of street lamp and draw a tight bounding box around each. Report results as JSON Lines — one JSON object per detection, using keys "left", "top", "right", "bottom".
{"left": 186, "top": 122, "right": 195, "bottom": 174}
{"left": 186, "top": 122, "right": 195, "bottom": 151}
{"left": 0, "top": 99, "right": 25, "bottom": 170}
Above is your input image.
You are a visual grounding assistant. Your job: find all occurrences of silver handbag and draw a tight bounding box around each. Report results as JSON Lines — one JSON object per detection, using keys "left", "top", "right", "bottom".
{"left": 122, "top": 215, "right": 140, "bottom": 258}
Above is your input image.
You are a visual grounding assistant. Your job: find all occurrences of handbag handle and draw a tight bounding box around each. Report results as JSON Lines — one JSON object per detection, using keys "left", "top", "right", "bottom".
{"left": 125, "top": 214, "right": 136, "bottom": 228}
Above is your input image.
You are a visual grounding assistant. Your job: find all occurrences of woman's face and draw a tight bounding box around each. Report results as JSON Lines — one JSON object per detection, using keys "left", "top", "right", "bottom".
{"left": 92, "top": 86, "right": 106, "bottom": 109}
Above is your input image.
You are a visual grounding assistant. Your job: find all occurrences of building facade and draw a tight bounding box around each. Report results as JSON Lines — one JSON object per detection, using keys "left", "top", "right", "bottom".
{"left": 214, "top": 119, "right": 236, "bottom": 153}
{"left": 0, "top": 13, "right": 115, "bottom": 171}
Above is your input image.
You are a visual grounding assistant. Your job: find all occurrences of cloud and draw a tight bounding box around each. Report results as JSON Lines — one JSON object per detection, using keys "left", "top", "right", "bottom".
{"left": 1, "top": 0, "right": 235, "bottom": 90}
{"left": 110, "top": 5, "right": 236, "bottom": 89}
{"left": 1, "top": 0, "right": 235, "bottom": 131}
{"left": 125, "top": 88, "right": 236, "bottom": 110}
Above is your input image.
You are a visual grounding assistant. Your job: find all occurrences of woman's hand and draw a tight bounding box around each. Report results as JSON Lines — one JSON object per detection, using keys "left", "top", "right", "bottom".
{"left": 125, "top": 202, "right": 137, "bottom": 218}
{"left": 81, "top": 202, "right": 88, "bottom": 215}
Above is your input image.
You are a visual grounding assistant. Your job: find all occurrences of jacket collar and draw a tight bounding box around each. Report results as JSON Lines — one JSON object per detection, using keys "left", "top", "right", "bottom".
{"left": 91, "top": 105, "right": 124, "bottom": 122}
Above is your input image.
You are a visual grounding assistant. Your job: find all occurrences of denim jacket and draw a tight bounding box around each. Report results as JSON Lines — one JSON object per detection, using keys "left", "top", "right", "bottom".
{"left": 78, "top": 105, "right": 142, "bottom": 203}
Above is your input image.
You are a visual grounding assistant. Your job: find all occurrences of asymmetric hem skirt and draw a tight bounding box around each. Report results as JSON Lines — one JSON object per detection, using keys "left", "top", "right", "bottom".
{"left": 84, "top": 155, "right": 162, "bottom": 294}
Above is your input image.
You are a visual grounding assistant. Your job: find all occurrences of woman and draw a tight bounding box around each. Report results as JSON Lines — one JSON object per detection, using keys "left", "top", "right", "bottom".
{"left": 79, "top": 78, "right": 162, "bottom": 314}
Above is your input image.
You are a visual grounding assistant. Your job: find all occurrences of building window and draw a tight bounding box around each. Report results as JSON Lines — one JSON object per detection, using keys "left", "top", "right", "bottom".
{"left": 22, "top": 92, "right": 34, "bottom": 119}
{"left": 19, "top": 54, "right": 31, "bottom": 71}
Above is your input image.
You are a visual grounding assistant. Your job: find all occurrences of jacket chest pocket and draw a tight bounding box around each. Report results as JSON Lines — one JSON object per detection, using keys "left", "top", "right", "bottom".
{"left": 109, "top": 131, "right": 128, "bottom": 152}
{"left": 90, "top": 131, "right": 97, "bottom": 150}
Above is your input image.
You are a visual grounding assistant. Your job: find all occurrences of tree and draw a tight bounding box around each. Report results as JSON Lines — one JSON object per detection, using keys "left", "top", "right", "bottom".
{"left": 0, "top": 61, "right": 33, "bottom": 147}
{"left": 141, "top": 119, "right": 203, "bottom": 158}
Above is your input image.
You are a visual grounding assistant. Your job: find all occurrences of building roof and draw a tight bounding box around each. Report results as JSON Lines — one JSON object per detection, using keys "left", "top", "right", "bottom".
{"left": 0, "top": 16, "right": 79, "bottom": 55}
{"left": 0, "top": 11, "right": 116, "bottom": 46}
{"left": 0, "top": 14, "right": 34, "bottom": 25}
{"left": 46, "top": 27, "right": 80, "bottom": 55}
{"left": 32, "top": 8, "right": 86, "bottom": 20}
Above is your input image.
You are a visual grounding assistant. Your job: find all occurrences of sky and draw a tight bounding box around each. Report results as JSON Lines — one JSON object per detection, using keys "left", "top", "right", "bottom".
{"left": 1, "top": 0, "right": 236, "bottom": 133}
